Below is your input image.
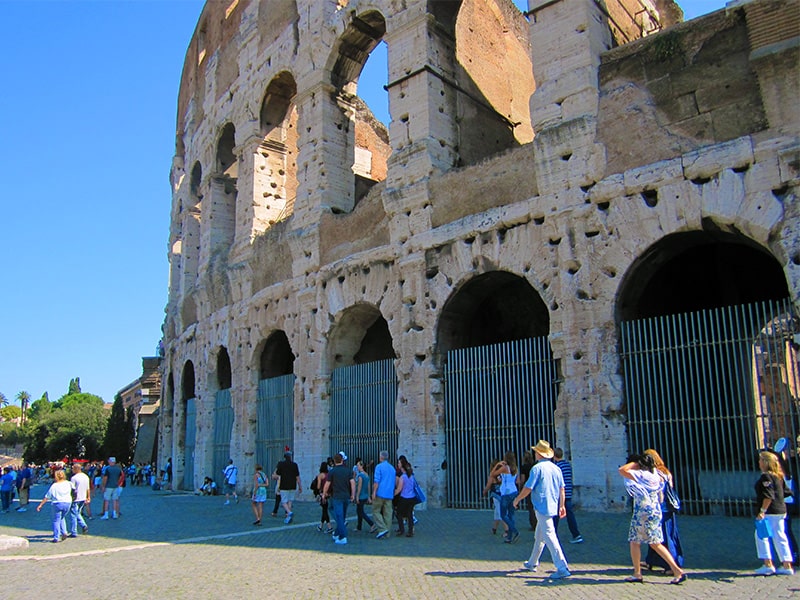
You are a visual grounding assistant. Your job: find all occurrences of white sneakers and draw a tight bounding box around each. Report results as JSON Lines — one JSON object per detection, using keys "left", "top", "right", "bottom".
{"left": 776, "top": 567, "right": 795, "bottom": 576}
{"left": 334, "top": 537, "right": 348, "bottom": 545}
{"left": 522, "top": 561, "right": 538, "bottom": 572}
{"left": 755, "top": 565, "right": 776, "bottom": 576}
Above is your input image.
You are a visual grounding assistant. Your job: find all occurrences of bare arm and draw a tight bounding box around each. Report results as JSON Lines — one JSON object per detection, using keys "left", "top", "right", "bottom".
{"left": 618, "top": 462, "right": 638, "bottom": 481}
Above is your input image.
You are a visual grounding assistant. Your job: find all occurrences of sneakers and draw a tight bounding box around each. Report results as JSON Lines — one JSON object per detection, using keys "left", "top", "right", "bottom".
{"left": 284, "top": 512, "right": 293, "bottom": 524}
{"left": 522, "top": 561, "right": 538, "bottom": 572}
{"left": 224, "top": 500, "right": 230, "bottom": 505}
{"left": 16, "top": 507, "right": 26, "bottom": 512}
{"left": 569, "top": 535, "right": 584, "bottom": 544}
{"left": 100, "top": 514, "right": 109, "bottom": 520}
{"left": 334, "top": 537, "right": 348, "bottom": 545}
{"left": 776, "top": 567, "right": 795, "bottom": 576}
{"left": 376, "top": 530, "right": 388, "bottom": 539}
{"left": 111, "top": 513, "right": 118, "bottom": 519}
{"left": 755, "top": 565, "right": 776, "bottom": 576}
{"left": 82, "top": 526, "right": 89, "bottom": 533}
{"left": 549, "top": 569, "right": 572, "bottom": 580}
{"left": 505, "top": 531, "right": 520, "bottom": 544}
{"left": 67, "top": 533, "right": 77, "bottom": 538}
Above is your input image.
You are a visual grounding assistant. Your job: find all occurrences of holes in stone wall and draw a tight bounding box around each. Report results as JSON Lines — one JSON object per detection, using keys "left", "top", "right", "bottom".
{"left": 641, "top": 189, "right": 658, "bottom": 208}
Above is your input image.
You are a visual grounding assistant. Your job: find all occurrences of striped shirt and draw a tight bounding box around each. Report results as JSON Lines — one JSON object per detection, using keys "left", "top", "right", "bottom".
{"left": 555, "top": 459, "right": 574, "bottom": 499}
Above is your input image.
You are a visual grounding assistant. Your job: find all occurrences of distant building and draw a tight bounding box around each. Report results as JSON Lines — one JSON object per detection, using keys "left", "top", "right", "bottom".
{"left": 117, "top": 357, "right": 162, "bottom": 464}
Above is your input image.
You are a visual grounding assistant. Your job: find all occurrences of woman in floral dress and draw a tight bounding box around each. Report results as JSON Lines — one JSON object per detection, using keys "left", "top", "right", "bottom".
{"left": 619, "top": 454, "right": 686, "bottom": 584}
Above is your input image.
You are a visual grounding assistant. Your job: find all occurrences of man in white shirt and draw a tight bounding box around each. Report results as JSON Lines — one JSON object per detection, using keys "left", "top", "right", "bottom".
{"left": 69, "top": 463, "right": 91, "bottom": 536}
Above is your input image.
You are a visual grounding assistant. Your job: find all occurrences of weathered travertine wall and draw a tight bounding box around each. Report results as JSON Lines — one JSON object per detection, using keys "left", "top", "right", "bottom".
{"left": 160, "top": 0, "right": 799, "bottom": 510}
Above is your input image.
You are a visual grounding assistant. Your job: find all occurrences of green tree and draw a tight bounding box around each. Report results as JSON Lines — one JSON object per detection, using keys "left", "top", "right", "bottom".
{"left": 125, "top": 405, "right": 137, "bottom": 464}
{"left": 27, "top": 394, "right": 52, "bottom": 423}
{"left": 54, "top": 392, "right": 104, "bottom": 411}
{"left": 44, "top": 402, "right": 108, "bottom": 460}
{"left": 68, "top": 377, "right": 81, "bottom": 395}
{"left": 16, "top": 390, "right": 30, "bottom": 424}
{"left": 0, "top": 405, "right": 22, "bottom": 421}
{"left": 0, "top": 392, "right": 8, "bottom": 408}
{"left": 0, "top": 421, "right": 25, "bottom": 447}
{"left": 103, "top": 395, "right": 129, "bottom": 462}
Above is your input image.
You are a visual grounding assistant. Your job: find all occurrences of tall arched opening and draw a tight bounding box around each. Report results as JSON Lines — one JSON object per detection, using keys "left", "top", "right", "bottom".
{"left": 181, "top": 361, "right": 197, "bottom": 491}
{"left": 617, "top": 231, "right": 796, "bottom": 515}
{"left": 256, "top": 331, "right": 295, "bottom": 479}
{"left": 212, "top": 347, "right": 234, "bottom": 483}
{"left": 438, "top": 271, "right": 556, "bottom": 508}
{"left": 327, "top": 304, "right": 398, "bottom": 468}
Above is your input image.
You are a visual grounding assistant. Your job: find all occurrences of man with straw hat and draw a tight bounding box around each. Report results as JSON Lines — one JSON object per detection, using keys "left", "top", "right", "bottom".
{"left": 513, "top": 440, "right": 572, "bottom": 579}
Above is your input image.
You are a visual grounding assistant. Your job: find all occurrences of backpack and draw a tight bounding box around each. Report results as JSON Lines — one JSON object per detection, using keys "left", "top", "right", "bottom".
{"left": 310, "top": 474, "right": 320, "bottom": 496}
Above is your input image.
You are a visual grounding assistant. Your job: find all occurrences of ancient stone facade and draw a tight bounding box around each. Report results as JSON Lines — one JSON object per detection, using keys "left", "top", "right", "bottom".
{"left": 160, "top": 0, "right": 799, "bottom": 510}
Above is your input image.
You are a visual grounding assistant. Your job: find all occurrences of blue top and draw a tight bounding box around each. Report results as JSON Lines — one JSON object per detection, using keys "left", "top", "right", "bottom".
{"left": 0, "top": 472, "right": 14, "bottom": 492}
{"left": 554, "top": 459, "right": 573, "bottom": 499}
{"left": 524, "top": 459, "right": 564, "bottom": 517}
{"left": 356, "top": 471, "right": 370, "bottom": 500}
{"left": 373, "top": 460, "right": 396, "bottom": 500}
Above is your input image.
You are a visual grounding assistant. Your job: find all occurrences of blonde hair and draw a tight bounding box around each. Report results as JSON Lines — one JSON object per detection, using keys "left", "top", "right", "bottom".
{"left": 759, "top": 452, "right": 784, "bottom": 478}
{"left": 54, "top": 470, "right": 67, "bottom": 482}
{"left": 644, "top": 449, "right": 671, "bottom": 478}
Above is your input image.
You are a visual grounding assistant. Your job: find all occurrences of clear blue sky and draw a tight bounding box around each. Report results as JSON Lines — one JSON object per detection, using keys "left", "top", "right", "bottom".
{"left": 0, "top": 0, "right": 724, "bottom": 406}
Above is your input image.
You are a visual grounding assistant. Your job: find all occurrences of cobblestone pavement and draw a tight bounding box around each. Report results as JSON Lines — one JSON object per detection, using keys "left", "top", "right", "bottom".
{"left": 0, "top": 484, "right": 797, "bottom": 599}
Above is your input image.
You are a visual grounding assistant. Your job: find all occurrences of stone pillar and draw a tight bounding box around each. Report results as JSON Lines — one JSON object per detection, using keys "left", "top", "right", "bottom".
{"left": 384, "top": 9, "right": 459, "bottom": 189}
{"left": 294, "top": 82, "right": 356, "bottom": 220}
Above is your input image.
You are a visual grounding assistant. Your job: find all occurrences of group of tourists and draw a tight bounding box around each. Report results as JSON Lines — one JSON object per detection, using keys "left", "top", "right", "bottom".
{"left": 233, "top": 448, "right": 422, "bottom": 546}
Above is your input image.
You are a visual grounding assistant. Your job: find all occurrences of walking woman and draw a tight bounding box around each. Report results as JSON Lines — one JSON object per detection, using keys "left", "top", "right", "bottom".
{"left": 251, "top": 464, "right": 269, "bottom": 525}
{"left": 394, "top": 456, "right": 417, "bottom": 537}
{"left": 314, "top": 461, "right": 333, "bottom": 533}
{"left": 483, "top": 459, "right": 508, "bottom": 537}
{"left": 754, "top": 451, "right": 794, "bottom": 575}
{"left": 490, "top": 451, "right": 520, "bottom": 543}
{"left": 643, "top": 449, "right": 684, "bottom": 574}
{"left": 619, "top": 454, "right": 686, "bottom": 584}
{"left": 355, "top": 459, "right": 376, "bottom": 533}
{"left": 36, "top": 469, "right": 72, "bottom": 543}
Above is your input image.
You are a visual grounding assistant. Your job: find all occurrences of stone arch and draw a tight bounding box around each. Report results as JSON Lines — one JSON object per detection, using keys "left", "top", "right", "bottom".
{"left": 257, "top": 71, "right": 299, "bottom": 225}
{"left": 181, "top": 360, "right": 196, "bottom": 401}
{"left": 258, "top": 330, "right": 295, "bottom": 379}
{"left": 181, "top": 162, "right": 202, "bottom": 298}
{"left": 327, "top": 302, "right": 396, "bottom": 371}
{"left": 437, "top": 270, "right": 550, "bottom": 355}
{"left": 209, "top": 124, "right": 237, "bottom": 251}
{"left": 326, "top": 10, "right": 391, "bottom": 211}
{"left": 216, "top": 346, "right": 232, "bottom": 390}
{"left": 616, "top": 231, "right": 790, "bottom": 322}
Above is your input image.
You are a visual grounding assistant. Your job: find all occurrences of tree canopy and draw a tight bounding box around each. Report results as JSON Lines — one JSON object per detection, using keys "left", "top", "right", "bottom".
{"left": 0, "top": 405, "right": 22, "bottom": 421}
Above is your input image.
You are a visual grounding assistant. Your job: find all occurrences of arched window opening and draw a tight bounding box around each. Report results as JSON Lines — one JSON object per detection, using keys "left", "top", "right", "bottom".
{"left": 217, "top": 346, "right": 232, "bottom": 390}
{"left": 259, "top": 331, "right": 295, "bottom": 379}
{"left": 181, "top": 361, "right": 196, "bottom": 400}
{"left": 210, "top": 124, "right": 237, "bottom": 249}
{"left": 217, "top": 123, "right": 237, "bottom": 179}
{"left": 257, "top": 72, "right": 299, "bottom": 227}
{"left": 330, "top": 11, "right": 391, "bottom": 211}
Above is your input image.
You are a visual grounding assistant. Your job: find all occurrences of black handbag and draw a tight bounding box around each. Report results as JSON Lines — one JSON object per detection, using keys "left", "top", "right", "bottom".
{"left": 664, "top": 482, "right": 681, "bottom": 512}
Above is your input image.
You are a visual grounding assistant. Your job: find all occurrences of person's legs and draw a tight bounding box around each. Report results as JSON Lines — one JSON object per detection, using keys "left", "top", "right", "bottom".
{"left": 527, "top": 511, "right": 548, "bottom": 566}
{"left": 331, "top": 498, "right": 346, "bottom": 540}
{"left": 629, "top": 541, "right": 643, "bottom": 578}
{"left": 50, "top": 503, "right": 64, "bottom": 541}
{"left": 565, "top": 499, "right": 582, "bottom": 539}
{"left": 768, "top": 515, "right": 794, "bottom": 568}
{"left": 649, "top": 543, "right": 684, "bottom": 580}
{"left": 68, "top": 502, "right": 79, "bottom": 535}
{"left": 540, "top": 510, "right": 570, "bottom": 573}
{"left": 372, "top": 497, "right": 388, "bottom": 533}
{"left": 271, "top": 491, "right": 281, "bottom": 516}
{"left": 500, "top": 493, "right": 518, "bottom": 540}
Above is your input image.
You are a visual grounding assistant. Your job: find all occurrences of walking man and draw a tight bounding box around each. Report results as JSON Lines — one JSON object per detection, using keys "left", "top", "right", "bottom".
{"left": 371, "top": 450, "right": 397, "bottom": 539}
{"left": 513, "top": 440, "right": 572, "bottom": 579}
{"left": 68, "top": 463, "right": 90, "bottom": 536}
{"left": 15, "top": 462, "right": 32, "bottom": 512}
{"left": 100, "top": 457, "right": 123, "bottom": 520}
{"left": 274, "top": 450, "right": 301, "bottom": 523}
{"left": 222, "top": 459, "right": 239, "bottom": 505}
{"left": 553, "top": 447, "right": 583, "bottom": 544}
{"left": 323, "top": 452, "right": 355, "bottom": 545}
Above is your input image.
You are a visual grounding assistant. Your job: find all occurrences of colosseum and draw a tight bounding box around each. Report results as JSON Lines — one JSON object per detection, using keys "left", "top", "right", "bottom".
{"left": 159, "top": 0, "right": 799, "bottom": 513}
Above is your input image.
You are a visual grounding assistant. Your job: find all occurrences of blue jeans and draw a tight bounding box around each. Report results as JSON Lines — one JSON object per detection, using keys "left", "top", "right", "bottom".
{"left": 553, "top": 498, "right": 581, "bottom": 538}
{"left": 356, "top": 499, "right": 374, "bottom": 530}
{"left": 0, "top": 490, "right": 11, "bottom": 511}
{"left": 330, "top": 498, "right": 349, "bottom": 540}
{"left": 69, "top": 500, "right": 87, "bottom": 535}
{"left": 50, "top": 502, "right": 70, "bottom": 541}
{"left": 500, "top": 493, "right": 518, "bottom": 538}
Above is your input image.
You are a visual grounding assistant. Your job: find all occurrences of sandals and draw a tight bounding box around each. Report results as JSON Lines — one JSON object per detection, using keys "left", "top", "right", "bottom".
{"left": 669, "top": 574, "right": 687, "bottom": 585}
{"left": 624, "top": 576, "right": 644, "bottom": 583}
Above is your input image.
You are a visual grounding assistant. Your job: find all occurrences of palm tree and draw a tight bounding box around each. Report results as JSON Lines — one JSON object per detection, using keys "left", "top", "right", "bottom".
{"left": 0, "top": 392, "right": 8, "bottom": 408}
{"left": 16, "top": 391, "right": 30, "bottom": 425}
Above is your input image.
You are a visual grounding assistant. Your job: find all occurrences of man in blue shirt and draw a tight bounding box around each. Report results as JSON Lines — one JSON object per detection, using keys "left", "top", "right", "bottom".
{"left": 513, "top": 440, "right": 572, "bottom": 579}
{"left": 371, "top": 450, "right": 397, "bottom": 539}
{"left": 554, "top": 447, "right": 583, "bottom": 543}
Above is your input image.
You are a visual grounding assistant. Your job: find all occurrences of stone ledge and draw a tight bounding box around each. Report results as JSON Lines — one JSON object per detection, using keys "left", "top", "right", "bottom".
{"left": 0, "top": 535, "right": 29, "bottom": 552}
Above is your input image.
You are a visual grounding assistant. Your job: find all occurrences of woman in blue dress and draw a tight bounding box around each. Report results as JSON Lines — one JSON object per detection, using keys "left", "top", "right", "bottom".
{"left": 619, "top": 453, "right": 686, "bottom": 584}
{"left": 643, "top": 449, "right": 684, "bottom": 575}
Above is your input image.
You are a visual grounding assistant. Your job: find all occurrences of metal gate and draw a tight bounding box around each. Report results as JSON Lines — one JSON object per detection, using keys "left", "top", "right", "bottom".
{"left": 444, "top": 337, "right": 559, "bottom": 509}
{"left": 621, "top": 298, "right": 799, "bottom": 515}
{"left": 329, "top": 359, "right": 398, "bottom": 469}
{"left": 256, "top": 375, "right": 294, "bottom": 496}
{"left": 184, "top": 397, "right": 196, "bottom": 491}
{"left": 212, "top": 389, "right": 233, "bottom": 484}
